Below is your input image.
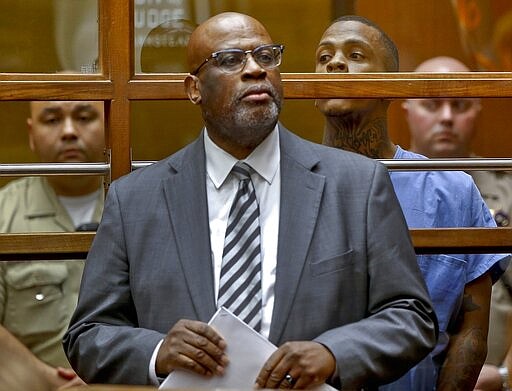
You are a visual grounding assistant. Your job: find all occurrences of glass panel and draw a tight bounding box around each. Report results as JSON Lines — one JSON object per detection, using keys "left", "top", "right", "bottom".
{"left": 0, "top": 102, "right": 32, "bottom": 167}
{"left": 134, "top": 0, "right": 332, "bottom": 73}
{"left": 356, "top": 0, "right": 512, "bottom": 72}
{"left": 0, "top": 101, "right": 106, "bottom": 163}
{"left": 0, "top": 101, "right": 106, "bottom": 212}
{"left": 135, "top": 0, "right": 196, "bottom": 73}
{"left": 134, "top": 0, "right": 512, "bottom": 73}
{"left": 0, "top": 0, "right": 99, "bottom": 73}
{"left": 131, "top": 97, "right": 512, "bottom": 230}
{"left": 130, "top": 100, "right": 325, "bottom": 161}
{"left": 130, "top": 100, "right": 323, "bottom": 162}
{"left": 131, "top": 98, "right": 512, "bottom": 162}
{"left": 131, "top": 0, "right": 512, "bottom": 170}
{"left": 131, "top": 100, "right": 203, "bottom": 160}
{"left": 388, "top": 97, "right": 512, "bottom": 158}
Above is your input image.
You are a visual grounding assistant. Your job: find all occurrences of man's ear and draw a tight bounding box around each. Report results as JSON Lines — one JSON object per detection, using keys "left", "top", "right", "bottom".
{"left": 184, "top": 75, "right": 202, "bottom": 105}
{"left": 401, "top": 99, "right": 410, "bottom": 113}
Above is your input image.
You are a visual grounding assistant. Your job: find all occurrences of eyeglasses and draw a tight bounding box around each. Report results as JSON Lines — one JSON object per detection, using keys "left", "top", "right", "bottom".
{"left": 190, "top": 44, "right": 284, "bottom": 75}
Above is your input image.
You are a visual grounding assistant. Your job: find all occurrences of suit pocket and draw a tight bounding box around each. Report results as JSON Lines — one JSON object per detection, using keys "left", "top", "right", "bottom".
{"left": 310, "top": 249, "right": 355, "bottom": 277}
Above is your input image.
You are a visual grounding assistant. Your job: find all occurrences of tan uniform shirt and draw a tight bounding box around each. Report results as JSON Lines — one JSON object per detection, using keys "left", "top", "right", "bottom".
{"left": 0, "top": 177, "right": 103, "bottom": 368}
{"left": 471, "top": 170, "right": 512, "bottom": 365}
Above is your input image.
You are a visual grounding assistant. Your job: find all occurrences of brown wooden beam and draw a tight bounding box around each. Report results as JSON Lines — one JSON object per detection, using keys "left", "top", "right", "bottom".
{"left": 411, "top": 228, "right": 512, "bottom": 254}
{"left": 102, "top": 0, "right": 133, "bottom": 181}
{"left": 1, "top": 228, "right": 511, "bottom": 261}
{"left": 0, "top": 81, "right": 113, "bottom": 100}
{"left": 0, "top": 233, "right": 95, "bottom": 260}
{"left": 1, "top": 73, "right": 511, "bottom": 101}
{"left": 126, "top": 73, "right": 512, "bottom": 100}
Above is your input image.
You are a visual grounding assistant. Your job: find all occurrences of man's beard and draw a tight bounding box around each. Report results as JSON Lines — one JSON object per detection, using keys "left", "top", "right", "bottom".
{"left": 232, "top": 99, "right": 281, "bottom": 143}
{"left": 205, "top": 90, "right": 282, "bottom": 149}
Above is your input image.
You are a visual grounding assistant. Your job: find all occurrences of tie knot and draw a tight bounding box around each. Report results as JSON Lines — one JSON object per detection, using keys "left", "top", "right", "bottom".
{"left": 232, "top": 162, "right": 252, "bottom": 180}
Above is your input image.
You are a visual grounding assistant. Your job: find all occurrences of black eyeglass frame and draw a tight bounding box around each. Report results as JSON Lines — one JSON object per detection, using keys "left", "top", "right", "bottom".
{"left": 190, "top": 44, "right": 285, "bottom": 76}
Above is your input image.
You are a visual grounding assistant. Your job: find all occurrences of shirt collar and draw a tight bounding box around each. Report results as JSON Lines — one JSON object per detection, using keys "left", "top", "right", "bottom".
{"left": 393, "top": 145, "right": 403, "bottom": 159}
{"left": 204, "top": 125, "right": 280, "bottom": 189}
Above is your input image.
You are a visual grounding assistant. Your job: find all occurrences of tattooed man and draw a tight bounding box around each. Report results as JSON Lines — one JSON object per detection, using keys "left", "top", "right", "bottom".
{"left": 315, "top": 15, "right": 509, "bottom": 391}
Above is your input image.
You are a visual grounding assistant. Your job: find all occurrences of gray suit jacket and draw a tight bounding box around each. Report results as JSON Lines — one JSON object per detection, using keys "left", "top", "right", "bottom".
{"left": 64, "top": 126, "right": 437, "bottom": 389}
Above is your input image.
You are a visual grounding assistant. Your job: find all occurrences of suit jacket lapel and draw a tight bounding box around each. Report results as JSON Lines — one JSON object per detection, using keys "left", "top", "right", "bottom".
{"left": 269, "top": 127, "right": 325, "bottom": 344}
{"left": 162, "top": 136, "right": 217, "bottom": 322}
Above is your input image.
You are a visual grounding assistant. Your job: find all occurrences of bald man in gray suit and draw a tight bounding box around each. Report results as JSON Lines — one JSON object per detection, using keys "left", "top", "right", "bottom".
{"left": 64, "top": 12, "right": 437, "bottom": 390}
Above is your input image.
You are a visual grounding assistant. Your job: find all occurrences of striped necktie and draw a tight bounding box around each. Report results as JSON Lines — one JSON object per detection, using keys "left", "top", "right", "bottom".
{"left": 218, "top": 162, "right": 262, "bottom": 331}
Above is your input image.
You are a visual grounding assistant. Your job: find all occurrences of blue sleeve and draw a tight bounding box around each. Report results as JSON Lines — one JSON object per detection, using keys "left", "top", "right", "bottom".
{"left": 466, "top": 180, "right": 510, "bottom": 283}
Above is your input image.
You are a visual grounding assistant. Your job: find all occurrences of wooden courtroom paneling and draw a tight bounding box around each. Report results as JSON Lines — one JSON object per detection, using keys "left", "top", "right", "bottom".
{"left": 0, "top": 1, "right": 511, "bottom": 256}
{"left": 1, "top": 1, "right": 511, "bottom": 163}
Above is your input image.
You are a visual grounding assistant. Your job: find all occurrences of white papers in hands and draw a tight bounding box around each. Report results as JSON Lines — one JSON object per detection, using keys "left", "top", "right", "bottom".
{"left": 160, "top": 306, "right": 272, "bottom": 389}
{"left": 159, "top": 307, "right": 336, "bottom": 391}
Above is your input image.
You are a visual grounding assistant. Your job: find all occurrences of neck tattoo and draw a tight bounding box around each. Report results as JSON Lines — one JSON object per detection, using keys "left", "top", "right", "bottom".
{"left": 324, "top": 114, "right": 388, "bottom": 159}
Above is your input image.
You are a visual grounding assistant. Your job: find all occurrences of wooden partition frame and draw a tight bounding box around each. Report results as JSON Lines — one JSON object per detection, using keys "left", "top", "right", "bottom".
{"left": 1, "top": 0, "right": 512, "bottom": 259}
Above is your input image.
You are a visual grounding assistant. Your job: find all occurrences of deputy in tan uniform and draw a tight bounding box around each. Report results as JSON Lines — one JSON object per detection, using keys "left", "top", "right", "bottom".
{"left": 0, "top": 100, "right": 105, "bottom": 389}
{"left": 403, "top": 56, "right": 512, "bottom": 389}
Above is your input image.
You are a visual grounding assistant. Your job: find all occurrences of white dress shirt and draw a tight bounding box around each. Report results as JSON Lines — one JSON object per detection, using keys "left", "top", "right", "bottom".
{"left": 204, "top": 126, "right": 280, "bottom": 338}
{"left": 149, "top": 126, "right": 281, "bottom": 383}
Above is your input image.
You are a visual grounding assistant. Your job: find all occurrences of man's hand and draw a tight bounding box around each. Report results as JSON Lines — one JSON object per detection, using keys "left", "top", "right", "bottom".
{"left": 474, "top": 364, "right": 503, "bottom": 391}
{"left": 155, "top": 319, "right": 228, "bottom": 378}
{"left": 40, "top": 365, "right": 85, "bottom": 390}
{"left": 255, "top": 341, "right": 335, "bottom": 389}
